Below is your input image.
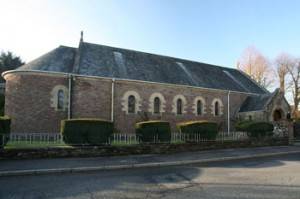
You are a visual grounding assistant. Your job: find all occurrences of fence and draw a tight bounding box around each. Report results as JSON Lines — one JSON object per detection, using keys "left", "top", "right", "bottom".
{"left": 2, "top": 131, "right": 250, "bottom": 146}
{"left": 171, "top": 131, "right": 249, "bottom": 143}
{"left": 112, "top": 133, "right": 138, "bottom": 145}
{"left": 2, "top": 130, "right": 289, "bottom": 147}
{"left": 2, "top": 133, "right": 63, "bottom": 147}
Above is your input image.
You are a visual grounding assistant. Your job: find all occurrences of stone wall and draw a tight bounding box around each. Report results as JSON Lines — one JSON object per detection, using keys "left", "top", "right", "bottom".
{"left": 238, "top": 91, "right": 290, "bottom": 122}
{"left": 4, "top": 72, "right": 68, "bottom": 133}
{"left": 265, "top": 92, "right": 290, "bottom": 121}
{"left": 238, "top": 111, "right": 266, "bottom": 121}
{"left": 4, "top": 71, "right": 249, "bottom": 134}
{"left": 113, "top": 81, "right": 248, "bottom": 133}
{"left": 71, "top": 76, "right": 111, "bottom": 120}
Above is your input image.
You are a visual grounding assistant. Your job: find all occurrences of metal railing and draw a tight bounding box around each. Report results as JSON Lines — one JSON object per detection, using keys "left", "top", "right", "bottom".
{"left": 112, "top": 133, "right": 138, "bottom": 145}
{"left": 171, "top": 131, "right": 249, "bottom": 143}
{"left": 3, "top": 132, "right": 249, "bottom": 145}
{"left": 8, "top": 133, "right": 63, "bottom": 143}
{"left": 1, "top": 131, "right": 288, "bottom": 148}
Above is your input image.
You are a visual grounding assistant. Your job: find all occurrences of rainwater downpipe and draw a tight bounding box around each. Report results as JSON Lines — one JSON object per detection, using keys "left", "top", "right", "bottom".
{"left": 227, "top": 91, "right": 231, "bottom": 135}
{"left": 68, "top": 74, "right": 72, "bottom": 119}
{"left": 111, "top": 78, "right": 115, "bottom": 122}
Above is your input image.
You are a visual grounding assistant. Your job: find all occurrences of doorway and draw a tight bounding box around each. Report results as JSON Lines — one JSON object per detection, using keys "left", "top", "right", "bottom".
{"left": 273, "top": 109, "right": 283, "bottom": 121}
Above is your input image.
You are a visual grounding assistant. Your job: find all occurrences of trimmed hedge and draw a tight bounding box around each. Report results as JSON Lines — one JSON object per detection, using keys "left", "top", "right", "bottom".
{"left": 61, "top": 118, "right": 113, "bottom": 145}
{"left": 235, "top": 120, "right": 253, "bottom": 131}
{"left": 177, "top": 120, "right": 218, "bottom": 140}
{"left": 294, "top": 120, "right": 300, "bottom": 138}
{"left": 235, "top": 120, "right": 274, "bottom": 138}
{"left": 0, "top": 116, "right": 11, "bottom": 149}
{"left": 135, "top": 120, "right": 171, "bottom": 143}
{"left": 0, "top": 94, "right": 5, "bottom": 116}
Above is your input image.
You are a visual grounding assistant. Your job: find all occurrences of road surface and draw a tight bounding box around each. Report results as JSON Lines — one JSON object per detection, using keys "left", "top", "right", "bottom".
{"left": 1, "top": 154, "right": 300, "bottom": 199}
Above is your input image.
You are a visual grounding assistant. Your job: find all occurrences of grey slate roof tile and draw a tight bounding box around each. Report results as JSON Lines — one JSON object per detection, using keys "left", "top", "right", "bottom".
{"left": 18, "top": 46, "right": 76, "bottom": 73}
{"left": 239, "top": 89, "right": 279, "bottom": 112}
{"left": 18, "top": 42, "right": 268, "bottom": 95}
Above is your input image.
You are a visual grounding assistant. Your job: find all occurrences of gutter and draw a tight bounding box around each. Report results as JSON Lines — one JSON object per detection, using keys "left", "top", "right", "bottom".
{"left": 227, "top": 91, "right": 230, "bottom": 135}
{"left": 68, "top": 74, "right": 72, "bottom": 119}
{"left": 2, "top": 70, "right": 263, "bottom": 96}
{"left": 111, "top": 78, "right": 115, "bottom": 122}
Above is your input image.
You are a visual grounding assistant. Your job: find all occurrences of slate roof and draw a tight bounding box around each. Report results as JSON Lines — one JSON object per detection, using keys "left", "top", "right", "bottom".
{"left": 19, "top": 46, "right": 77, "bottom": 73}
{"left": 239, "top": 89, "right": 279, "bottom": 112}
{"left": 17, "top": 41, "right": 268, "bottom": 94}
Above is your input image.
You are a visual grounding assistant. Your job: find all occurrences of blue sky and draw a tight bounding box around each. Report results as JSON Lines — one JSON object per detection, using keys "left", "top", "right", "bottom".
{"left": 1, "top": 0, "right": 300, "bottom": 68}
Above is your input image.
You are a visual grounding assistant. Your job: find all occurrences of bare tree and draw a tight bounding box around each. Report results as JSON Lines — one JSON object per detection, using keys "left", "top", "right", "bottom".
{"left": 286, "top": 58, "right": 300, "bottom": 117}
{"left": 275, "top": 53, "right": 293, "bottom": 94}
{"left": 237, "top": 46, "right": 273, "bottom": 89}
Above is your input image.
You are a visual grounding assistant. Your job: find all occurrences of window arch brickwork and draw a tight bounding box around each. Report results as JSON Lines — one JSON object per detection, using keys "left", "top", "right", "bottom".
{"left": 172, "top": 94, "right": 187, "bottom": 115}
{"left": 121, "top": 90, "right": 142, "bottom": 114}
{"left": 211, "top": 98, "right": 224, "bottom": 116}
{"left": 148, "top": 92, "right": 166, "bottom": 114}
{"left": 50, "top": 85, "right": 69, "bottom": 111}
{"left": 192, "top": 96, "right": 206, "bottom": 116}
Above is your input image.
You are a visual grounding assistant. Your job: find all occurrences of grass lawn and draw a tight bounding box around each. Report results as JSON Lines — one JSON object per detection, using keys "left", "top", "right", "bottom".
{"left": 4, "top": 140, "right": 140, "bottom": 149}
{"left": 4, "top": 141, "right": 71, "bottom": 149}
{"left": 4, "top": 139, "right": 186, "bottom": 149}
{"left": 110, "top": 140, "right": 140, "bottom": 146}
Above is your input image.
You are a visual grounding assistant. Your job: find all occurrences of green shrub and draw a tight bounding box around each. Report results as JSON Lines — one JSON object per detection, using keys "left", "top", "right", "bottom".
{"left": 61, "top": 118, "right": 113, "bottom": 145}
{"left": 293, "top": 120, "right": 300, "bottom": 137}
{"left": 0, "top": 94, "right": 5, "bottom": 116}
{"left": 236, "top": 120, "right": 274, "bottom": 138}
{"left": 235, "top": 120, "right": 253, "bottom": 131}
{"left": 177, "top": 120, "right": 218, "bottom": 140}
{"left": 135, "top": 120, "right": 171, "bottom": 143}
{"left": 0, "top": 116, "right": 11, "bottom": 149}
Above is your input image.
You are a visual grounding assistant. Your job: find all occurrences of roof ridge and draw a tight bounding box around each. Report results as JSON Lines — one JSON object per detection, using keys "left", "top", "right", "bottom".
{"left": 58, "top": 45, "right": 77, "bottom": 49}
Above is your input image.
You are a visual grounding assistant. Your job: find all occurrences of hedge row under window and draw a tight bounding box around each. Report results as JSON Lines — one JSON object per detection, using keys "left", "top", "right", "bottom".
{"left": 61, "top": 119, "right": 220, "bottom": 145}
{"left": 135, "top": 120, "right": 171, "bottom": 143}
{"left": 235, "top": 120, "right": 274, "bottom": 138}
{"left": 61, "top": 119, "right": 113, "bottom": 145}
{"left": 177, "top": 121, "right": 218, "bottom": 140}
{"left": 61, "top": 118, "right": 274, "bottom": 146}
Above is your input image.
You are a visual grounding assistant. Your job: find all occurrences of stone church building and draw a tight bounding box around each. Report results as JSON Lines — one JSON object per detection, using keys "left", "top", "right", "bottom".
{"left": 2, "top": 36, "right": 290, "bottom": 134}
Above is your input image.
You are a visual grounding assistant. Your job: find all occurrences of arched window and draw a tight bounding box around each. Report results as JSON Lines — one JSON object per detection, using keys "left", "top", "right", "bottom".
{"left": 214, "top": 101, "right": 219, "bottom": 116}
{"left": 57, "top": 89, "right": 64, "bottom": 110}
{"left": 154, "top": 97, "right": 160, "bottom": 114}
{"left": 128, "top": 95, "right": 136, "bottom": 113}
{"left": 177, "top": 99, "right": 182, "bottom": 115}
{"left": 197, "top": 100, "right": 202, "bottom": 115}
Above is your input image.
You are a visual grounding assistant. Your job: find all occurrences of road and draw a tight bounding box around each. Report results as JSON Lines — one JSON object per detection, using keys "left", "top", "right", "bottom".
{"left": 1, "top": 154, "right": 300, "bottom": 199}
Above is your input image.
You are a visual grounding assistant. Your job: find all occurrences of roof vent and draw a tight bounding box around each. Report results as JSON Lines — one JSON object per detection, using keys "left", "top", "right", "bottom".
{"left": 113, "top": 51, "right": 128, "bottom": 78}
{"left": 223, "top": 70, "right": 250, "bottom": 92}
{"left": 176, "top": 62, "right": 197, "bottom": 85}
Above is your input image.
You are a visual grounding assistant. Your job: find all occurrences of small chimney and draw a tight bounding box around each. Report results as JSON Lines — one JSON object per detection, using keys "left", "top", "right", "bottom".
{"left": 236, "top": 61, "right": 240, "bottom": 69}
{"left": 80, "top": 31, "right": 83, "bottom": 43}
